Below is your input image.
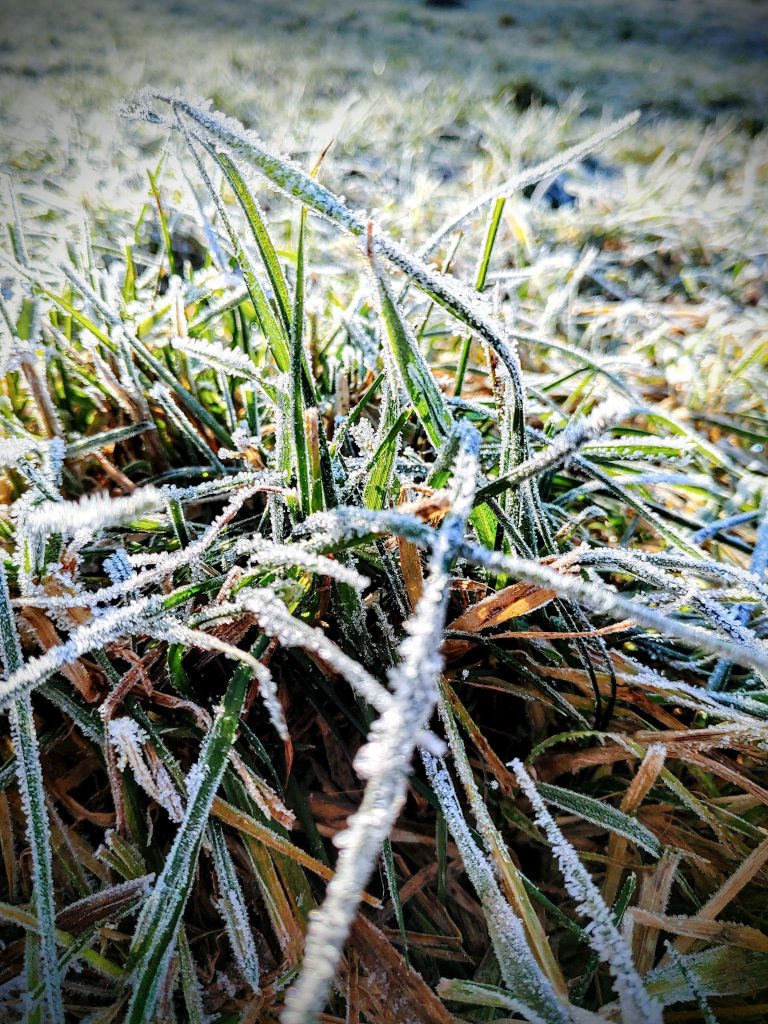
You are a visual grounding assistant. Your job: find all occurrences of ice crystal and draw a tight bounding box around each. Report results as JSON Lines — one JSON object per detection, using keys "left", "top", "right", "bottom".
{"left": 25, "top": 486, "right": 165, "bottom": 547}
{"left": 282, "top": 423, "right": 479, "bottom": 1024}
{"left": 510, "top": 759, "right": 663, "bottom": 1024}
{"left": 103, "top": 547, "right": 135, "bottom": 585}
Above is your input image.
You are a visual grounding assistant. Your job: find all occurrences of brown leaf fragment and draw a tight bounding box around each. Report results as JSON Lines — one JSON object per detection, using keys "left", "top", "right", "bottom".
{"left": 20, "top": 607, "right": 100, "bottom": 702}
{"left": 56, "top": 875, "right": 154, "bottom": 934}
{"left": 344, "top": 914, "right": 454, "bottom": 1024}
{"left": 632, "top": 908, "right": 768, "bottom": 953}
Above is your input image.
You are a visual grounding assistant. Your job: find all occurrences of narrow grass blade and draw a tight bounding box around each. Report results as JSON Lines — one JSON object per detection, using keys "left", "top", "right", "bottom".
{"left": 368, "top": 237, "right": 453, "bottom": 448}
{"left": 363, "top": 406, "right": 411, "bottom": 511}
{"left": 454, "top": 195, "right": 505, "bottom": 397}
{"left": 216, "top": 151, "right": 292, "bottom": 334}
{"left": 0, "top": 565, "right": 64, "bottom": 1023}
{"left": 210, "top": 820, "right": 261, "bottom": 993}
{"left": 125, "top": 636, "right": 268, "bottom": 1024}
{"left": 536, "top": 783, "right": 661, "bottom": 857}
{"left": 511, "top": 759, "right": 662, "bottom": 1024}
{"left": 290, "top": 208, "right": 313, "bottom": 516}
{"left": 147, "top": 168, "right": 177, "bottom": 279}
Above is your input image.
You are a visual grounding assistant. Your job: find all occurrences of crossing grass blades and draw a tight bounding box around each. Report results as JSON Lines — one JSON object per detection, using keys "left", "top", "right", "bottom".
{"left": 0, "top": 90, "right": 767, "bottom": 1023}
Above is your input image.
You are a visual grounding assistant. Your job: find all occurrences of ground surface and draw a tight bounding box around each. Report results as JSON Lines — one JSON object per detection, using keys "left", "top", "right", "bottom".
{"left": 1, "top": 0, "right": 767, "bottom": 230}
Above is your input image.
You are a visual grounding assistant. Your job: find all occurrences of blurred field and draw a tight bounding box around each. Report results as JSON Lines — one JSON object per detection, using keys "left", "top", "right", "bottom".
{"left": 1, "top": 0, "right": 766, "bottom": 220}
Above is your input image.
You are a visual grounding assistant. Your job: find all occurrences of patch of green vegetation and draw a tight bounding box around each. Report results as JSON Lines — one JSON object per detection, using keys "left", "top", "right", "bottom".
{"left": 0, "top": 84, "right": 766, "bottom": 1021}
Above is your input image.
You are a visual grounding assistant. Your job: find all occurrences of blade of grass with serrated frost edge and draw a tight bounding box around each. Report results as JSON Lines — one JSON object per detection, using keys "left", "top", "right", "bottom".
{"left": 124, "top": 634, "right": 269, "bottom": 1024}
{"left": 536, "top": 783, "right": 662, "bottom": 858}
{"left": 511, "top": 759, "right": 663, "bottom": 1024}
{"left": 281, "top": 423, "right": 480, "bottom": 1024}
{"left": 423, "top": 754, "right": 577, "bottom": 1024}
{"left": 368, "top": 249, "right": 453, "bottom": 448}
{"left": 436, "top": 686, "right": 568, "bottom": 997}
{"left": 0, "top": 564, "right": 64, "bottom": 1023}
{"left": 644, "top": 946, "right": 768, "bottom": 1006}
{"left": 209, "top": 820, "right": 261, "bottom": 994}
{"left": 419, "top": 110, "right": 640, "bottom": 260}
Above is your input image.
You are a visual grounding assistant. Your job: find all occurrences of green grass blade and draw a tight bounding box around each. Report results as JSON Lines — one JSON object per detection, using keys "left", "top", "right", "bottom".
{"left": 176, "top": 926, "right": 206, "bottom": 1024}
{"left": 147, "top": 168, "right": 177, "bottom": 279}
{"left": 363, "top": 406, "right": 411, "bottom": 511}
{"left": 210, "top": 820, "right": 261, "bottom": 993}
{"left": 0, "top": 565, "right": 64, "bottom": 1023}
{"left": 125, "top": 636, "right": 267, "bottom": 1024}
{"left": 182, "top": 131, "right": 291, "bottom": 372}
{"left": 537, "top": 783, "right": 661, "bottom": 857}
{"left": 290, "top": 208, "right": 312, "bottom": 516}
{"left": 216, "top": 151, "right": 292, "bottom": 335}
{"left": 382, "top": 837, "right": 409, "bottom": 964}
{"left": 369, "top": 251, "right": 453, "bottom": 448}
{"left": 455, "top": 196, "right": 505, "bottom": 396}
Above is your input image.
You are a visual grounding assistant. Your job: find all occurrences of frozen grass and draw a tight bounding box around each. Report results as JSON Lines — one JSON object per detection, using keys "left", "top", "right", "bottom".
{"left": 1, "top": 10, "right": 768, "bottom": 1020}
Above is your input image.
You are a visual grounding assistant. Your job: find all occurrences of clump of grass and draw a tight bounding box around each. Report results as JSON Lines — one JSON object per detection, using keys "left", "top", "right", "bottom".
{"left": 0, "top": 91, "right": 767, "bottom": 1024}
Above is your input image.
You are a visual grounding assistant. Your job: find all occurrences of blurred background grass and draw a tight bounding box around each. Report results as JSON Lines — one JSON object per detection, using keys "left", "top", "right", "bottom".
{"left": 1, "top": 0, "right": 766, "bottom": 221}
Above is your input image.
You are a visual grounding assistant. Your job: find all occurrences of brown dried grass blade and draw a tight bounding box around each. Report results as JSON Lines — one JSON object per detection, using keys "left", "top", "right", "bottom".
{"left": 604, "top": 743, "right": 667, "bottom": 905}
{"left": 669, "top": 836, "right": 768, "bottom": 957}
{"left": 634, "top": 908, "right": 768, "bottom": 952}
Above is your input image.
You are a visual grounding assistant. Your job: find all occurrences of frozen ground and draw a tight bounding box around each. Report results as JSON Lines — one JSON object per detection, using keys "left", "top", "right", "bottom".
{"left": 0, "top": 0, "right": 766, "bottom": 230}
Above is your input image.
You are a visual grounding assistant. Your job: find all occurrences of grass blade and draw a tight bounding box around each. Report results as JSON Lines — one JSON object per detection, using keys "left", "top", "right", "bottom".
{"left": 0, "top": 564, "right": 64, "bottom": 1023}
{"left": 125, "top": 636, "right": 268, "bottom": 1024}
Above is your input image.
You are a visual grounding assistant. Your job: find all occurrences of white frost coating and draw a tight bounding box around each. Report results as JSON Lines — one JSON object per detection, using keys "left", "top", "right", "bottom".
{"left": 483, "top": 396, "right": 633, "bottom": 495}
{"left": 296, "top": 505, "right": 437, "bottom": 551}
{"left": 423, "top": 754, "right": 575, "bottom": 1024}
{"left": 510, "top": 760, "right": 663, "bottom": 1024}
{"left": 154, "top": 620, "right": 287, "bottom": 741}
{"left": 0, "top": 436, "right": 44, "bottom": 467}
{"left": 242, "top": 589, "right": 394, "bottom": 716}
{"left": 121, "top": 93, "right": 534, "bottom": 396}
{"left": 170, "top": 334, "right": 264, "bottom": 384}
{"left": 576, "top": 548, "right": 768, "bottom": 606}
{"left": 232, "top": 536, "right": 370, "bottom": 590}
{"left": 210, "top": 822, "right": 261, "bottom": 994}
{"left": 661, "top": 944, "right": 717, "bottom": 1024}
{"left": 103, "top": 547, "right": 135, "bottom": 585}
{"left": 0, "top": 594, "right": 162, "bottom": 710}
{"left": 0, "top": 564, "right": 64, "bottom": 1023}
{"left": 108, "top": 717, "right": 185, "bottom": 822}
{"left": 149, "top": 382, "right": 221, "bottom": 467}
{"left": 164, "top": 469, "right": 277, "bottom": 504}
{"left": 297, "top": 505, "right": 768, "bottom": 679}
{"left": 460, "top": 543, "right": 768, "bottom": 679}
{"left": 281, "top": 422, "right": 480, "bottom": 1024}
{"left": 107, "top": 716, "right": 149, "bottom": 773}
{"left": 25, "top": 486, "right": 165, "bottom": 546}
{"left": 17, "top": 481, "right": 270, "bottom": 610}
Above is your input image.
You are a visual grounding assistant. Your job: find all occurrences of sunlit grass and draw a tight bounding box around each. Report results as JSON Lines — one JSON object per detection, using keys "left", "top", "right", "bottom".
{"left": 0, "top": 75, "right": 767, "bottom": 1024}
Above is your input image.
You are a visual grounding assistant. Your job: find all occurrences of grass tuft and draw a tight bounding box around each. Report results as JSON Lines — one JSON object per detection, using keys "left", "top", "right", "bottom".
{"left": 0, "top": 83, "right": 767, "bottom": 1024}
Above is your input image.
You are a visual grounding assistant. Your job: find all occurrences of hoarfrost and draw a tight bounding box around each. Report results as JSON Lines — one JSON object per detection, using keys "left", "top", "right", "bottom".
{"left": 510, "top": 759, "right": 663, "bottom": 1024}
